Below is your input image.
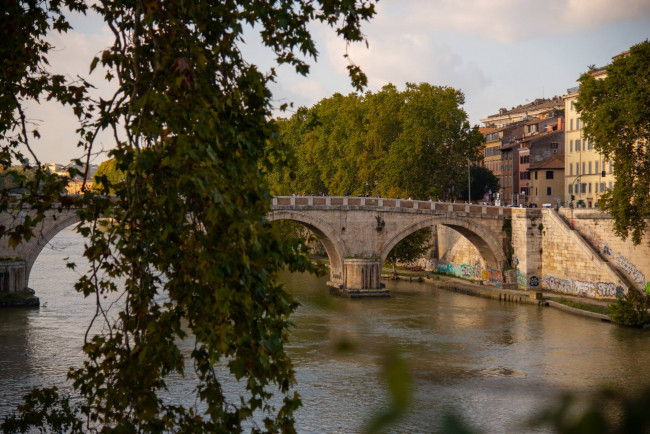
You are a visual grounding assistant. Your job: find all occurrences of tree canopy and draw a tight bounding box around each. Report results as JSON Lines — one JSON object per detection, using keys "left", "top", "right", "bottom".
{"left": 1, "top": 0, "right": 376, "bottom": 432}
{"left": 576, "top": 40, "right": 650, "bottom": 244}
{"left": 268, "top": 83, "right": 485, "bottom": 199}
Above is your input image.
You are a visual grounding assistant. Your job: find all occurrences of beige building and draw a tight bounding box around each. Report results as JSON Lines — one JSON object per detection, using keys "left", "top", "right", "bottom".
{"left": 528, "top": 154, "right": 564, "bottom": 207}
{"left": 563, "top": 68, "right": 614, "bottom": 208}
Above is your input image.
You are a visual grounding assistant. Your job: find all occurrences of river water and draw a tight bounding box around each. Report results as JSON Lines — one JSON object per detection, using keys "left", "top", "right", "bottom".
{"left": 2, "top": 227, "right": 650, "bottom": 432}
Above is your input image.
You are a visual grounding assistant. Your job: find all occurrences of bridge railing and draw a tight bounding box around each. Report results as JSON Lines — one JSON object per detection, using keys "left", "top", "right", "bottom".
{"left": 272, "top": 196, "right": 517, "bottom": 217}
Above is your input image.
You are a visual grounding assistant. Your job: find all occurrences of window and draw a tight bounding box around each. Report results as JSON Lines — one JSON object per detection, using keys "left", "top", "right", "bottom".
{"left": 588, "top": 139, "right": 593, "bottom": 150}
{"left": 600, "top": 182, "right": 606, "bottom": 192}
{"left": 609, "top": 181, "right": 613, "bottom": 189}
{"left": 569, "top": 184, "right": 573, "bottom": 194}
{"left": 588, "top": 161, "right": 592, "bottom": 174}
{"left": 576, "top": 118, "right": 580, "bottom": 129}
{"left": 581, "top": 183, "right": 586, "bottom": 194}
{"left": 575, "top": 139, "right": 580, "bottom": 152}
{"left": 534, "top": 171, "right": 538, "bottom": 180}
{"left": 570, "top": 163, "right": 573, "bottom": 175}
{"left": 546, "top": 171, "right": 554, "bottom": 179}
{"left": 547, "top": 187, "right": 552, "bottom": 195}
{"left": 609, "top": 161, "right": 612, "bottom": 174}
{"left": 595, "top": 161, "right": 599, "bottom": 174}
{"left": 582, "top": 162, "right": 585, "bottom": 175}
{"left": 589, "top": 183, "right": 592, "bottom": 193}
{"left": 570, "top": 140, "right": 573, "bottom": 152}
{"left": 570, "top": 119, "right": 574, "bottom": 130}
{"left": 571, "top": 101, "right": 574, "bottom": 110}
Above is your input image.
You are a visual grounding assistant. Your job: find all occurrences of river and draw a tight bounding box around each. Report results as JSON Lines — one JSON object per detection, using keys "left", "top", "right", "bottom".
{"left": 2, "top": 227, "right": 650, "bottom": 432}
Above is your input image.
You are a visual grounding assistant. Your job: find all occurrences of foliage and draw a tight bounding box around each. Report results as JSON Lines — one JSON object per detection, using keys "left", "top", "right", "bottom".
{"left": 92, "top": 159, "right": 124, "bottom": 194}
{"left": 269, "top": 83, "right": 485, "bottom": 199}
{"left": 576, "top": 40, "right": 650, "bottom": 245}
{"left": 1, "top": 0, "right": 376, "bottom": 432}
{"left": 529, "top": 387, "right": 650, "bottom": 433}
{"left": 386, "top": 227, "right": 432, "bottom": 273}
{"left": 609, "top": 290, "right": 650, "bottom": 327}
{"left": 458, "top": 166, "right": 500, "bottom": 202}
{"left": 555, "top": 298, "right": 611, "bottom": 316}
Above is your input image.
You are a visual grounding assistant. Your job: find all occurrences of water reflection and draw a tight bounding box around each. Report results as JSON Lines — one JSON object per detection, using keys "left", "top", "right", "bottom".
{"left": 2, "top": 227, "right": 650, "bottom": 433}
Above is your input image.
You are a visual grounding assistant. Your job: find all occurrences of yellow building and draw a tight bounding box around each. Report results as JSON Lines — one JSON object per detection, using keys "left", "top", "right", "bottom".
{"left": 563, "top": 68, "right": 615, "bottom": 208}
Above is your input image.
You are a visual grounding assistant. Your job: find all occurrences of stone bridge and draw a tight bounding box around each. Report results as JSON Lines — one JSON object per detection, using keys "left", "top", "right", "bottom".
{"left": 0, "top": 198, "right": 513, "bottom": 293}
{"left": 270, "top": 196, "right": 512, "bottom": 291}
{"left": 1, "top": 196, "right": 645, "bottom": 300}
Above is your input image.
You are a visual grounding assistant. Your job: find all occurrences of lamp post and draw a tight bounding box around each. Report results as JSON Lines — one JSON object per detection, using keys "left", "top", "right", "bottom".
{"left": 467, "top": 159, "right": 471, "bottom": 204}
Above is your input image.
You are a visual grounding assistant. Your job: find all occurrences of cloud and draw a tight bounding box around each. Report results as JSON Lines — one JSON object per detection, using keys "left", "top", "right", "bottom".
{"left": 23, "top": 25, "right": 114, "bottom": 165}
{"left": 388, "top": 0, "right": 650, "bottom": 43}
{"left": 322, "top": 10, "right": 491, "bottom": 101}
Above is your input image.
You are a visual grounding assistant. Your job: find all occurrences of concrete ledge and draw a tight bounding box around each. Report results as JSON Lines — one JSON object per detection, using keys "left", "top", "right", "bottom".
{"left": 330, "top": 288, "right": 390, "bottom": 298}
{"left": 546, "top": 300, "right": 611, "bottom": 322}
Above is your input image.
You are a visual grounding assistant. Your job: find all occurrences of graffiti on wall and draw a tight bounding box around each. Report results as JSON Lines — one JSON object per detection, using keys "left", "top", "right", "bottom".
{"left": 543, "top": 276, "right": 574, "bottom": 293}
{"left": 573, "top": 220, "right": 646, "bottom": 288}
{"left": 529, "top": 275, "right": 540, "bottom": 287}
{"left": 617, "top": 255, "right": 646, "bottom": 285}
{"left": 460, "top": 264, "right": 473, "bottom": 278}
{"left": 517, "top": 270, "right": 527, "bottom": 287}
{"left": 482, "top": 267, "right": 503, "bottom": 283}
{"left": 543, "top": 275, "right": 623, "bottom": 298}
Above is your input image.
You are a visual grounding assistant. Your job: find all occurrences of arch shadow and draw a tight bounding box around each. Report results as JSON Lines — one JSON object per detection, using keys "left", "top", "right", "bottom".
{"left": 380, "top": 216, "right": 507, "bottom": 271}
{"left": 24, "top": 210, "right": 81, "bottom": 287}
{"left": 267, "top": 210, "right": 347, "bottom": 279}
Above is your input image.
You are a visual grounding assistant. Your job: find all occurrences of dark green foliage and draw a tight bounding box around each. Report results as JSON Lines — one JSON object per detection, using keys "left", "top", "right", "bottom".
{"left": 576, "top": 40, "right": 650, "bottom": 244}
{"left": 1, "top": 0, "right": 376, "bottom": 432}
{"left": 92, "top": 159, "right": 125, "bottom": 194}
{"left": 269, "top": 83, "right": 485, "bottom": 199}
{"left": 386, "top": 227, "right": 432, "bottom": 273}
{"left": 609, "top": 290, "right": 650, "bottom": 327}
{"left": 458, "top": 166, "right": 500, "bottom": 202}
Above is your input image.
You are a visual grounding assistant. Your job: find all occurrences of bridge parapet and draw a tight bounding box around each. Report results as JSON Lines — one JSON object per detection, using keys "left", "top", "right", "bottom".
{"left": 272, "top": 196, "right": 513, "bottom": 218}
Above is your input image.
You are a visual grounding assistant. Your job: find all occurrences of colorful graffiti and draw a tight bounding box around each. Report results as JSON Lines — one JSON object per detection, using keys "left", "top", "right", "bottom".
{"left": 482, "top": 267, "right": 503, "bottom": 283}
{"left": 460, "top": 264, "right": 473, "bottom": 278}
{"left": 529, "top": 275, "right": 540, "bottom": 287}
{"left": 617, "top": 255, "right": 646, "bottom": 285}
{"left": 517, "top": 270, "right": 527, "bottom": 287}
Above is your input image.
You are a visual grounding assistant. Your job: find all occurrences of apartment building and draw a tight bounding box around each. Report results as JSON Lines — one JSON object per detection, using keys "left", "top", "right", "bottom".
{"left": 481, "top": 98, "right": 564, "bottom": 205}
{"left": 563, "top": 68, "right": 614, "bottom": 208}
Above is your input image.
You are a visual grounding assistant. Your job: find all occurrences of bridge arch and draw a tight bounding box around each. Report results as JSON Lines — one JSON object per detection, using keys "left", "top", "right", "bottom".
{"left": 380, "top": 216, "right": 507, "bottom": 271}
{"left": 267, "top": 210, "right": 347, "bottom": 284}
{"left": 24, "top": 211, "right": 81, "bottom": 288}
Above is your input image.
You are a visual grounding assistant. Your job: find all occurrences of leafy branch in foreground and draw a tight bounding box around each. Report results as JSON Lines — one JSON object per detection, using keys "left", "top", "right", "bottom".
{"left": 2, "top": 0, "right": 375, "bottom": 432}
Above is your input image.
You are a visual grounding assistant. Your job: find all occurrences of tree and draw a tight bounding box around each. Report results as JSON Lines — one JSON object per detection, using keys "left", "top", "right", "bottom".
{"left": 1, "top": 1, "right": 376, "bottom": 432}
{"left": 386, "top": 228, "right": 433, "bottom": 274}
{"left": 270, "top": 83, "right": 485, "bottom": 199}
{"left": 576, "top": 40, "right": 650, "bottom": 245}
{"left": 92, "top": 159, "right": 124, "bottom": 194}
{"left": 459, "top": 166, "right": 500, "bottom": 202}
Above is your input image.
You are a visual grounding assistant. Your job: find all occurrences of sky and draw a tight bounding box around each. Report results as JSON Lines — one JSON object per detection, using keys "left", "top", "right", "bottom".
{"left": 22, "top": 0, "right": 650, "bottom": 165}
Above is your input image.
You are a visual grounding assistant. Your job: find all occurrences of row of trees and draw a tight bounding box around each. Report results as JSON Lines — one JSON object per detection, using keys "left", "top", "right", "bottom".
{"left": 267, "top": 83, "right": 491, "bottom": 201}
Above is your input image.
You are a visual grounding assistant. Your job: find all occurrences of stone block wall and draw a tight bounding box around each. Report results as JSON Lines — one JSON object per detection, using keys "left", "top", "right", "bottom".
{"left": 536, "top": 210, "right": 627, "bottom": 298}
{"left": 560, "top": 208, "right": 650, "bottom": 293}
